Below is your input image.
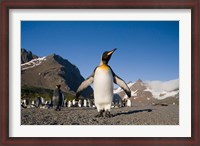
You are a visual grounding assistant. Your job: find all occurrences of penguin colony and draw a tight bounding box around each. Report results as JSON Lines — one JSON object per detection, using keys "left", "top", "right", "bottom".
{"left": 21, "top": 97, "right": 131, "bottom": 109}
{"left": 76, "top": 48, "right": 131, "bottom": 117}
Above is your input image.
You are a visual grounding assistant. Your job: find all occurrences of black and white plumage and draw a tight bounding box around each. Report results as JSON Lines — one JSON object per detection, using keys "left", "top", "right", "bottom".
{"left": 35, "top": 96, "right": 45, "bottom": 108}
{"left": 76, "top": 48, "right": 131, "bottom": 117}
{"left": 52, "top": 85, "right": 64, "bottom": 111}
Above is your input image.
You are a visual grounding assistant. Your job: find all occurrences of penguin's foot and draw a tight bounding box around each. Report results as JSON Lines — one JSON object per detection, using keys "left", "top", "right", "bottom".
{"left": 95, "top": 110, "right": 104, "bottom": 117}
{"left": 105, "top": 110, "right": 113, "bottom": 118}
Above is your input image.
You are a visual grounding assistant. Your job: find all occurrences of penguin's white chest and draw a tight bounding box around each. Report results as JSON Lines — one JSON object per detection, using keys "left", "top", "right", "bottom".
{"left": 93, "top": 65, "right": 113, "bottom": 111}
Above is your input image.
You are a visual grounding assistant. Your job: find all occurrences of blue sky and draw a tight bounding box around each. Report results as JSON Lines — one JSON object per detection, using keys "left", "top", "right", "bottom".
{"left": 21, "top": 21, "right": 179, "bottom": 83}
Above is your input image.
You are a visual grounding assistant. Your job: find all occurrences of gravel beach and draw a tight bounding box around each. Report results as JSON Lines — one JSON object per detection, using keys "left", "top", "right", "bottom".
{"left": 21, "top": 104, "right": 179, "bottom": 125}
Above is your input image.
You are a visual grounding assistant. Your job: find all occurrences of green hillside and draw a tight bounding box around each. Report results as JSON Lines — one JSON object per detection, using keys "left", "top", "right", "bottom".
{"left": 21, "top": 85, "right": 75, "bottom": 101}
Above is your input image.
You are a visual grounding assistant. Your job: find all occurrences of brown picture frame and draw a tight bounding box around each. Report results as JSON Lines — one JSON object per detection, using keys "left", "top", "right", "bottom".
{"left": 0, "top": 0, "right": 199, "bottom": 145}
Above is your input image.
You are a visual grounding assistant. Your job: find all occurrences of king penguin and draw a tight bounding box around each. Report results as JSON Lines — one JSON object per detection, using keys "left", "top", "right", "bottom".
{"left": 76, "top": 48, "right": 131, "bottom": 117}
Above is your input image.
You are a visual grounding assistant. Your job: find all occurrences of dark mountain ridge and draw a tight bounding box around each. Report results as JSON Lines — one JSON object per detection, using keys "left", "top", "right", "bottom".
{"left": 21, "top": 48, "right": 38, "bottom": 63}
{"left": 21, "top": 49, "right": 93, "bottom": 98}
{"left": 114, "top": 79, "right": 179, "bottom": 105}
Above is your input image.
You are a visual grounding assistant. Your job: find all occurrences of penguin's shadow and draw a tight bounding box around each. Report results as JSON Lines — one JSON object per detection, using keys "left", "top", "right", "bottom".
{"left": 114, "top": 109, "right": 153, "bottom": 117}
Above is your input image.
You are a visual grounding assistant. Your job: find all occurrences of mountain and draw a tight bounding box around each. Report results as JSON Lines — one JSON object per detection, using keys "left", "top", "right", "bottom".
{"left": 21, "top": 49, "right": 93, "bottom": 98}
{"left": 21, "top": 48, "right": 38, "bottom": 63}
{"left": 144, "top": 79, "right": 179, "bottom": 100}
{"left": 114, "top": 79, "right": 179, "bottom": 105}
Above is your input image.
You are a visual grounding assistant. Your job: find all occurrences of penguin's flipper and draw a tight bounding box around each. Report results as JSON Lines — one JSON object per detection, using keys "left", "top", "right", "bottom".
{"left": 76, "top": 74, "right": 94, "bottom": 98}
{"left": 113, "top": 75, "right": 131, "bottom": 97}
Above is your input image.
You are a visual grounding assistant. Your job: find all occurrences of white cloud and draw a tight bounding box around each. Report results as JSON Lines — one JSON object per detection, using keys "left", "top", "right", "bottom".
{"left": 145, "top": 79, "right": 179, "bottom": 92}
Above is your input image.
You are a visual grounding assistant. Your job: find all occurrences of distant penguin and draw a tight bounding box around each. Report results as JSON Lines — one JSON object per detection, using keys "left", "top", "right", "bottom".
{"left": 119, "top": 100, "right": 122, "bottom": 107}
{"left": 35, "top": 98, "right": 39, "bottom": 108}
{"left": 64, "top": 99, "right": 68, "bottom": 107}
{"left": 44, "top": 100, "right": 52, "bottom": 109}
{"left": 21, "top": 99, "right": 29, "bottom": 108}
{"left": 68, "top": 100, "right": 72, "bottom": 107}
{"left": 35, "top": 96, "right": 46, "bottom": 108}
{"left": 72, "top": 99, "right": 76, "bottom": 107}
{"left": 111, "top": 102, "right": 115, "bottom": 108}
{"left": 87, "top": 99, "right": 92, "bottom": 108}
{"left": 31, "top": 100, "right": 35, "bottom": 107}
{"left": 78, "top": 99, "right": 82, "bottom": 107}
{"left": 40, "top": 97, "right": 45, "bottom": 106}
{"left": 83, "top": 99, "right": 87, "bottom": 107}
{"left": 126, "top": 99, "right": 132, "bottom": 107}
{"left": 76, "top": 48, "right": 131, "bottom": 117}
{"left": 52, "top": 85, "right": 64, "bottom": 111}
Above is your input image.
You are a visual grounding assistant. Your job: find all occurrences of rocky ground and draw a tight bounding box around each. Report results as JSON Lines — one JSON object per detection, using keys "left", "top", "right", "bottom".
{"left": 21, "top": 104, "right": 179, "bottom": 125}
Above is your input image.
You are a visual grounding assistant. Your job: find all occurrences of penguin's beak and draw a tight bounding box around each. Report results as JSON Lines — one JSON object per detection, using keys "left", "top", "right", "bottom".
{"left": 107, "top": 48, "right": 117, "bottom": 56}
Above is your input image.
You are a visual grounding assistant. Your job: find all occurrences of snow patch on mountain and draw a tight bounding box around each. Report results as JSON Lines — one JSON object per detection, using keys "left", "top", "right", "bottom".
{"left": 114, "top": 79, "right": 179, "bottom": 100}
{"left": 131, "top": 89, "right": 138, "bottom": 96}
{"left": 144, "top": 79, "right": 179, "bottom": 100}
{"left": 145, "top": 79, "right": 179, "bottom": 92}
{"left": 145, "top": 88, "right": 179, "bottom": 100}
{"left": 114, "top": 82, "right": 135, "bottom": 94}
{"left": 123, "top": 89, "right": 138, "bottom": 99}
{"left": 21, "top": 57, "right": 46, "bottom": 70}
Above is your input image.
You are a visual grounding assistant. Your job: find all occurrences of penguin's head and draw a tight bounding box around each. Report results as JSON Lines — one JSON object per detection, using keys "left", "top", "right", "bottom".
{"left": 56, "top": 84, "right": 61, "bottom": 89}
{"left": 101, "top": 48, "right": 117, "bottom": 64}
